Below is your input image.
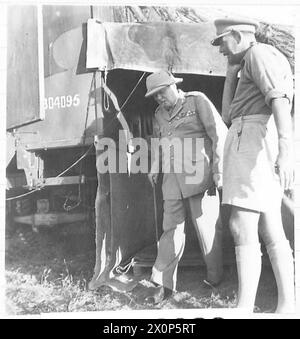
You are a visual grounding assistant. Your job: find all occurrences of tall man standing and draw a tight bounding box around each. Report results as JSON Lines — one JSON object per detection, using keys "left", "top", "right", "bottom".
{"left": 145, "top": 70, "right": 227, "bottom": 303}
{"left": 212, "top": 18, "right": 295, "bottom": 313}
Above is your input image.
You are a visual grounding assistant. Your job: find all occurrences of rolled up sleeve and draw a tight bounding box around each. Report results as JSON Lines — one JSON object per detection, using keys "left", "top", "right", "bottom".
{"left": 265, "top": 90, "right": 290, "bottom": 107}
{"left": 246, "top": 45, "right": 294, "bottom": 108}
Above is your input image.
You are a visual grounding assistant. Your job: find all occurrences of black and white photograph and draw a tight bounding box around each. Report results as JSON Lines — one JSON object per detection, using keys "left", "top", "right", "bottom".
{"left": 1, "top": 0, "right": 299, "bottom": 321}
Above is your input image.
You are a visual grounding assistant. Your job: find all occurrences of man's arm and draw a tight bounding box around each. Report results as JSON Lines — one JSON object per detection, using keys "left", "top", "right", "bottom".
{"left": 221, "top": 64, "right": 241, "bottom": 125}
{"left": 148, "top": 116, "right": 161, "bottom": 185}
{"left": 246, "top": 45, "right": 294, "bottom": 190}
{"left": 196, "top": 94, "right": 228, "bottom": 188}
{"left": 272, "top": 97, "right": 294, "bottom": 190}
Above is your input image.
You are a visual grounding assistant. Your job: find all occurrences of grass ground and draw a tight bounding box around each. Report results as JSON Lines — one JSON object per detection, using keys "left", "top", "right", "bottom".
{"left": 5, "top": 224, "right": 278, "bottom": 316}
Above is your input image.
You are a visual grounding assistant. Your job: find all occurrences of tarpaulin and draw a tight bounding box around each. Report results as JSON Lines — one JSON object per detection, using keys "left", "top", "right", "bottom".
{"left": 86, "top": 19, "right": 227, "bottom": 76}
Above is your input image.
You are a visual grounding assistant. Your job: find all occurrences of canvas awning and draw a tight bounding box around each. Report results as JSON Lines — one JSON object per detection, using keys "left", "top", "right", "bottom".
{"left": 86, "top": 19, "right": 227, "bottom": 76}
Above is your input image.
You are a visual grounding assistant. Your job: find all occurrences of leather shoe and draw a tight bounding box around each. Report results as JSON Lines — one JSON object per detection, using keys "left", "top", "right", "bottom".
{"left": 201, "top": 279, "right": 222, "bottom": 290}
{"left": 145, "top": 286, "right": 173, "bottom": 304}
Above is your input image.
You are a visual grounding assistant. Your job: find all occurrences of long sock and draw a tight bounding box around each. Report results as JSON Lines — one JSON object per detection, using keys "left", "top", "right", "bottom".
{"left": 267, "top": 239, "right": 295, "bottom": 314}
{"left": 235, "top": 244, "right": 262, "bottom": 312}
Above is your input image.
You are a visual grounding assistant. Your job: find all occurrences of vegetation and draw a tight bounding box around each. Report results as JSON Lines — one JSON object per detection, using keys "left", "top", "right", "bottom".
{"left": 97, "top": 6, "right": 294, "bottom": 71}
{"left": 5, "top": 225, "right": 278, "bottom": 316}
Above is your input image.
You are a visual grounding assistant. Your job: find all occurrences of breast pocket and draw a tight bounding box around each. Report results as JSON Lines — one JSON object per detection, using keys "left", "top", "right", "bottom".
{"left": 174, "top": 111, "right": 197, "bottom": 129}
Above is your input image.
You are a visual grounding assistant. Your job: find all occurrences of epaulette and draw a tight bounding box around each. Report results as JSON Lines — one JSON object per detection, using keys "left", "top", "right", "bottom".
{"left": 185, "top": 91, "right": 202, "bottom": 97}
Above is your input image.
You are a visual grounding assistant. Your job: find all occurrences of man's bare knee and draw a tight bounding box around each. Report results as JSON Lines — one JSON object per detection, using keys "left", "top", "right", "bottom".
{"left": 229, "top": 207, "right": 260, "bottom": 245}
{"left": 259, "top": 210, "right": 287, "bottom": 246}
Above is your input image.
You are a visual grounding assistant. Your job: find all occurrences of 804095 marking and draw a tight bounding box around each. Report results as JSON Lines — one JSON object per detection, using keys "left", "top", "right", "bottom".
{"left": 147, "top": 323, "right": 196, "bottom": 334}
{"left": 44, "top": 94, "right": 80, "bottom": 110}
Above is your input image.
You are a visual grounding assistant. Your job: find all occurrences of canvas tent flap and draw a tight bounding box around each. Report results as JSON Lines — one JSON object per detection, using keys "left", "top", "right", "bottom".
{"left": 87, "top": 19, "right": 227, "bottom": 76}
{"left": 86, "top": 19, "right": 110, "bottom": 70}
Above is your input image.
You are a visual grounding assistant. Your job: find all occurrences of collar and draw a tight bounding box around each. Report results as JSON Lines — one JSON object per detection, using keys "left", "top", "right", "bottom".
{"left": 168, "top": 90, "right": 185, "bottom": 120}
{"left": 240, "top": 41, "right": 258, "bottom": 68}
{"left": 166, "top": 90, "right": 185, "bottom": 110}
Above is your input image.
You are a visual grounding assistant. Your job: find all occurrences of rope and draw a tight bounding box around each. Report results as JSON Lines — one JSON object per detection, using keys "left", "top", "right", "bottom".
{"left": 6, "top": 71, "right": 97, "bottom": 203}
{"left": 100, "top": 71, "right": 146, "bottom": 134}
{"left": 63, "top": 191, "right": 81, "bottom": 212}
{"left": 120, "top": 72, "right": 146, "bottom": 111}
{"left": 53, "top": 145, "right": 93, "bottom": 178}
{"left": 115, "top": 257, "right": 136, "bottom": 275}
{"left": 5, "top": 188, "right": 43, "bottom": 201}
{"left": 6, "top": 71, "right": 145, "bottom": 202}
{"left": 6, "top": 145, "right": 93, "bottom": 201}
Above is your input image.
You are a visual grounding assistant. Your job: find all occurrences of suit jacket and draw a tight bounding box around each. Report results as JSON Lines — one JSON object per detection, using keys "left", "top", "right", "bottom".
{"left": 151, "top": 90, "right": 227, "bottom": 200}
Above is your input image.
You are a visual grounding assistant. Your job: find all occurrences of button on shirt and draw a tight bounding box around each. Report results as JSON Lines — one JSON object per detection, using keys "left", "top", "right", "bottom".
{"left": 229, "top": 43, "right": 294, "bottom": 121}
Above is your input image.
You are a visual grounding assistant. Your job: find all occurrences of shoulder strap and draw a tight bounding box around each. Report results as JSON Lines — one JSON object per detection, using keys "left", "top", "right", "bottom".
{"left": 192, "top": 94, "right": 204, "bottom": 129}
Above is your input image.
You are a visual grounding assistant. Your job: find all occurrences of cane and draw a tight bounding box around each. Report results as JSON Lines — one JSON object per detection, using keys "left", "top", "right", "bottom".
{"left": 152, "top": 181, "right": 160, "bottom": 251}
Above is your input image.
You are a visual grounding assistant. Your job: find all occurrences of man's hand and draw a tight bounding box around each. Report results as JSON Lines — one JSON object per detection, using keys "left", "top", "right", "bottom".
{"left": 226, "top": 63, "right": 241, "bottom": 75}
{"left": 275, "top": 154, "right": 294, "bottom": 191}
{"left": 272, "top": 98, "right": 294, "bottom": 192}
{"left": 148, "top": 173, "right": 159, "bottom": 186}
{"left": 213, "top": 173, "right": 223, "bottom": 190}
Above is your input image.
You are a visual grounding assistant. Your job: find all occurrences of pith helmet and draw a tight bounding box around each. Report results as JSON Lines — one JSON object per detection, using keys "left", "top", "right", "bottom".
{"left": 145, "top": 70, "right": 183, "bottom": 98}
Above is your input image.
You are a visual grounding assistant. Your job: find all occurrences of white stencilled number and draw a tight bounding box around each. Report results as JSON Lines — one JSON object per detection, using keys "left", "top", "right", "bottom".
{"left": 44, "top": 94, "right": 81, "bottom": 110}
{"left": 54, "top": 96, "right": 60, "bottom": 108}
{"left": 73, "top": 94, "right": 80, "bottom": 106}
{"left": 66, "top": 95, "right": 73, "bottom": 107}
{"left": 60, "top": 95, "right": 66, "bottom": 108}
{"left": 48, "top": 97, "right": 54, "bottom": 109}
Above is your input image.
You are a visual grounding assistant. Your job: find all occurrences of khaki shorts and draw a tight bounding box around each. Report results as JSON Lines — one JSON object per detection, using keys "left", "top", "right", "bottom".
{"left": 222, "top": 114, "right": 283, "bottom": 212}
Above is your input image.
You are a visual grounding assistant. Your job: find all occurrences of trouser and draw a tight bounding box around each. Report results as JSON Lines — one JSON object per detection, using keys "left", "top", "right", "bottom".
{"left": 151, "top": 193, "right": 223, "bottom": 291}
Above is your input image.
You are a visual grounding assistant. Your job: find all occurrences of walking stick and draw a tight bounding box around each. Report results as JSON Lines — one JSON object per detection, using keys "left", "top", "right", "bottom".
{"left": 152, "top": 182, "right": 160, "bottom": 251}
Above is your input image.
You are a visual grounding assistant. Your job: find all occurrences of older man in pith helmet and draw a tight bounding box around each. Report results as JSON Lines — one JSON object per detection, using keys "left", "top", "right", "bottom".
{"left": 212, "top": 17, "right": 295, "bottom": 313}
{"left": 144, "top": 70, "right": 228, "bottom": 303}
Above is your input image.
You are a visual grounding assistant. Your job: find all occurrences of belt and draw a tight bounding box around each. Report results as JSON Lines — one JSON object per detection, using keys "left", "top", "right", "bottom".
{"left": 231, "top": 114, "right": 271, "bottom": 125}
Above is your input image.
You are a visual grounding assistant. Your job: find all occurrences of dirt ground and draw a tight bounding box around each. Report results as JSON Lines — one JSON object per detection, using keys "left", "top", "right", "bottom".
{"left": 5, "top": 224, "right": 278, "bottom": 316}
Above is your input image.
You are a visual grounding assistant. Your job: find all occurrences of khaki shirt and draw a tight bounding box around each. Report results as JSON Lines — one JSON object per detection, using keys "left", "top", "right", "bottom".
{"left": 229, "top": 43, "right": 294, "bottom": 121}
{"left": 152, "top": 90, "right": 227, "bottom": 200}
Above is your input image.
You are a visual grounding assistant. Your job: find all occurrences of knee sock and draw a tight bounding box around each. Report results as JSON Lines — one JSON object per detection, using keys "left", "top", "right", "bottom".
{"left": 266, "top": 239, "right": 295, "bottom": 314}
{"left": 235, "top": 244, "right": 262, "bottom": 312}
